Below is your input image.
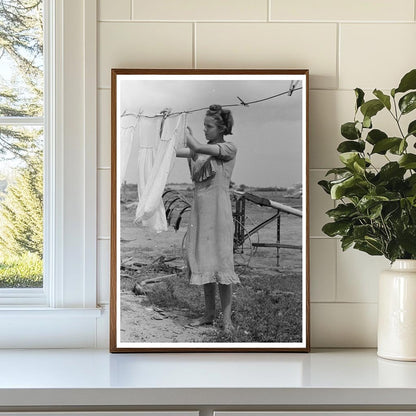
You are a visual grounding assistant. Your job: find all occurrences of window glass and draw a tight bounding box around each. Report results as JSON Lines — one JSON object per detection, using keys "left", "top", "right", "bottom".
{"left": 0, "top": 0, "right": 44, "bottom": 289}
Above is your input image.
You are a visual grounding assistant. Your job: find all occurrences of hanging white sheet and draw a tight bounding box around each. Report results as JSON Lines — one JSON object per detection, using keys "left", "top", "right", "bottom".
{"left": 119, "top": 114, "right": 137, "bottom": 183}
{"left": 135, "top": 116, "right": 167, "bottom": 232}
{"left": 135, "top": 113, "right": 187, "bottom": 227}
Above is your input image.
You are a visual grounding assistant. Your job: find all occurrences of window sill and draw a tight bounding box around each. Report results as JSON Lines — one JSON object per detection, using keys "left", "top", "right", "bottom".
{"left": 0, "top": 306, "right": 102, "bottom": 316}
{"left": 0, "top": 307, "right": 103, "bottom": 348}
{"left": 0, "top": 349, "right": 415, "bottom": 410}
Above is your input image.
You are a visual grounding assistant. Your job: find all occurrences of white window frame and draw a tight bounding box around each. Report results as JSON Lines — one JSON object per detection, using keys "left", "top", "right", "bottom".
{"left": 0, "top": 0, "right": 101, "bottom": 348}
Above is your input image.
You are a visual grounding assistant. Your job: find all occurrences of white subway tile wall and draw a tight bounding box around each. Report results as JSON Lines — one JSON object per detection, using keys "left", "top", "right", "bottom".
{"left": 310, "top": 239, "right": 336, "bottom": 302}
{"left": 336, "top": 246, "right": 389, "bottom": 303}
{"left": 270, "top": 0, "right": 414, "bottom": 22}
{"left": 99, "top": 0, "right": 131, "bottom": 20}
{"left": 339, "top": 24, "right": 416, "bottom": 90}
{"left": 132, "top": 0, "right": 268, "bottom": 21}
{"left": 98, "top": 169, "right": 111, "bottom": 238}
{"left": 96, "top": 0, "right": 416, "bottom": 347}
{"left": 97, "top": 239, "right": 110, "bottom": 305}
{"left": 311, "top": 303, "right": 378, "bottom": 347}
{"left": 98, "top": 22, "right": 193, "bottom": 88}
{"left": 98, "top": 90, "right": 111, "bottom": 168}
{"left": 196, "top": 23, "right": 337, "bottom": 89}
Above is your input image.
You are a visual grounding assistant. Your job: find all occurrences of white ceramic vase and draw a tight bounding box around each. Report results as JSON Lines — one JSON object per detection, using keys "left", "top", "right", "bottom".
{"left": 378, "top": 259, "right": 416, "bottom": 361}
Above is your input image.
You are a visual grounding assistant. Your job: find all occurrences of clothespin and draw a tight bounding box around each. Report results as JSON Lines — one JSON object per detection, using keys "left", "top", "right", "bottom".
{"left": 288, "top": 80, "right": 299, "bottom": 96}
{"left": 159, "top": 107, "right": 172, "bottom": 137}
{"left": 288, "top": 81, "right": 295, "bottom": 96}
{"left": 160, "top": 107, "right": 172, "bottom": 119}
{"left": 237, "top": 96, "right": 249, "bottom": 106}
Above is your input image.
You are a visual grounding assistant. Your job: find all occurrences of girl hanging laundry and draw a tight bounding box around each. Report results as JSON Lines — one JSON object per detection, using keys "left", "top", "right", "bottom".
{"left": 176, "top": 105, "right": 239, "bottom": 334}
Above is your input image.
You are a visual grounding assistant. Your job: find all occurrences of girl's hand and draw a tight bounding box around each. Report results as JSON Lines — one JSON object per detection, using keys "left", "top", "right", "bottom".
{"left": 185, "top": 126, "right": 193, "bottom": 142}
{"left": 186, "top": 127, "right": 196, "bottom": 147}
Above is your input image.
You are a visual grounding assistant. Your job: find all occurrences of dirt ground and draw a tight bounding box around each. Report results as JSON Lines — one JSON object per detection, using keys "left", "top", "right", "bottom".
{"left": 119, "top": 186, "right": 303, "bottom": 344}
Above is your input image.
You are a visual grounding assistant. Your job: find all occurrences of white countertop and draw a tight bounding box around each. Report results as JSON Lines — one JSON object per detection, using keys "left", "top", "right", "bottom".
{"left": 0, "top": 349, "right": 416, "bottom": 407}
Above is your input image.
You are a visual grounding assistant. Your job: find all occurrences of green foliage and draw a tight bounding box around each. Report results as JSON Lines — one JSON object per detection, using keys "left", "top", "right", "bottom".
{"left": 0, "top": 154, "right": 43, "bottom": 258}
{"left": 0, "top": 252, "right": 42, "bottom": 288}
{"left": 0, "top": 0, "right": 43, "bottom": 161}
{"left": 0, "top": 0, "right": 44, "bottom": 287}
{"left": 320, "top": 69, "right": 416, "bottom": 262}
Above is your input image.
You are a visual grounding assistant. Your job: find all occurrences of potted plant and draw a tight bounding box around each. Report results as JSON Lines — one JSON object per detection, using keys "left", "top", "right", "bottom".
{"left": 319, "top": 68, "right": 416, "bottom": 361}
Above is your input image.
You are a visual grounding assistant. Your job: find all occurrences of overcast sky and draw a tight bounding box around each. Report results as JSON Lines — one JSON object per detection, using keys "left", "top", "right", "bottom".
{"left": 119, "top": 75, "right": 305, "bottom": 187}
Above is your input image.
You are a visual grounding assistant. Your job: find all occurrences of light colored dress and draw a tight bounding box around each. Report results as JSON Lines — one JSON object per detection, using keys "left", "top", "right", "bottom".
{"left": 186, "top": 141, "right": 240, "bottom": 286}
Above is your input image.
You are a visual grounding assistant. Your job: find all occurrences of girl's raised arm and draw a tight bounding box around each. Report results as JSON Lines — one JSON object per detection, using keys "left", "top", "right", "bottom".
{"left": 186, "top": 127, "right": 220, "bottom": 157}
{"left": 175, "top": 147, "right": 192, "bottom": 158}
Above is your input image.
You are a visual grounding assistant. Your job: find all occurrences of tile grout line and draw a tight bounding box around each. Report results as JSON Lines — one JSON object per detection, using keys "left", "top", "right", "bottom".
{"left": 336, "top": 22, "right": 340, "bottom": 90}
{"left": 333, "top": 229, "right": 338, "bottom": 303}
{"left": 267, "top": 0, "right": 271, "bottom": 22}
{"left": 193, "top": 22, "right": 197, "bottom": 69}
{"left": 311, "top": 301, "right": 378, "bottom": 305}
{"left": 97, "top": 19, "right": 415, "bottom": 24}
{"left": 130, "top": 0, "right": 133, "bottom": 20}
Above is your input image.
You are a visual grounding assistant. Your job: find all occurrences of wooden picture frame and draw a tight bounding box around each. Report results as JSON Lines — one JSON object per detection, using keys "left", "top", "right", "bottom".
{"left": 110, "top": 69, "right": 310, "bottom": 352}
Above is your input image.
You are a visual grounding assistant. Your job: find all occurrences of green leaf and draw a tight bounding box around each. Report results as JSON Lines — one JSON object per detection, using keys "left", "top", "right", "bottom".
{"left": 369, "top": 203, "right": 383, "bottom": 219}
{"left": 339, "top": 152, "right": 360, "bottom": 167}
{"left": 366, "top": 129, "right": 387, "bottom": 145}
{"left": 399, "top": 92, "right": 416, "bottom": 115}
{"left": 322, "top": 221, "right": 351, "bottom": 237}
{"left": 325, "top": 167, "right": 352, "bottom": 176}
{"left": 330, "top": 175, "right": 367, "bottom": 200}
{"left": 373, "top": 89, "right": 391, "bottom": 110}
{"left": 371, "top": 137, "right": 402, "bottom": 154}
{"left": 407, "top": 120, "right": 416, "bottom": 138}
{"left": 397, "top": 227, "right": 416, "bottom": 255}
{"left": 391, "top": 88, "right": 396, "bottom": 97}
{"left": 405, "top": 174, "right": 416, "bottom": 196}
{"left": 355, "top": 88, "right": 365, "bottom": 110}
{"left": 377, "top": 162, "right": 406, "bottom": 181}
{"left": 357, "top": 195, "right": 389, "bottom": 212}
{"left": 386, "top": 240, "right": 402, "bottom": 262}
{"left": 353, "top": 224, "right": 374, "bottom": 240}
{"left": 389, "top": 139, "right": 408, "bottom": 155}
{"left": 341, "top": 235, "right": 355, "bottom": 251}
{"left": 354, "top": 241, "right": 383, "bottom": 256}
{"left": 341, "top": 122, "right": 361, "bottom": 140}
{"left": 326, "top": 203, "right": 357, "bottom": 220}
{"left": 399, "top": 154, "right": 416, "bottom": 169}
{"left": 337, "top": 140, "right": 365, "bottom": 153}
{"left": 353, "top": 158, "right": 366, "bottom": 173}
{"left": 396, "top": 69, "right": 416, "bottom": 94}
{"left": 318, "top": 180, "right": 331, "bottom": 194}
{"left": 360, "top": 99, "right": 384, "bottom": 119}
{"left": 363, "top": 115, "right": 372, "bottom": 129}
{"left": 399, "top": 139, "right": 407, "bottom": 154}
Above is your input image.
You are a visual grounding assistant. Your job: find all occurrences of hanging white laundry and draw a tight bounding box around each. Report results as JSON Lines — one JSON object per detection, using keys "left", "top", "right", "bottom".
{"left": 136, "top": 116, "right": 167, "bottom": 232}
{"left": 119, "top": 114, "right": 137, "bottom": 183}
{"left": 135, "top": 113, "right": 187, "bottom": 225}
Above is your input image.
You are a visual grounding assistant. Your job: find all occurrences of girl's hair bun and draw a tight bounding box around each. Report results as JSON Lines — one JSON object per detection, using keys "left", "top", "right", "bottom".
{"left": 206, "top": 104, "right": 234, "bottom": 135}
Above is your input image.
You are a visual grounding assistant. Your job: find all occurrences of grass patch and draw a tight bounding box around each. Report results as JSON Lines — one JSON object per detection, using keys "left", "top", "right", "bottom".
{"left": 146, "top": 273, "right": 205, "bottom": 317}
{"left": 0, "top": 252, "right": 43, "bottom": 288}
{"left": 145, "top": 269, "right": 303, "bottom": 343}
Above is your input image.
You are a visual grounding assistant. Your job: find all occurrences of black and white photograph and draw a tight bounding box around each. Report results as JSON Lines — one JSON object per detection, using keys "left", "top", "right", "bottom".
{"left": 110, "top": 69, "right": 309, "bottom": 352}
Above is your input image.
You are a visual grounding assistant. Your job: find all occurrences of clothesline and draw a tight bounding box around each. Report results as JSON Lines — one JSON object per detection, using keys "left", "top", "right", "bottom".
{"left": 121, "top": 84, "right": 303, "bottom": 119}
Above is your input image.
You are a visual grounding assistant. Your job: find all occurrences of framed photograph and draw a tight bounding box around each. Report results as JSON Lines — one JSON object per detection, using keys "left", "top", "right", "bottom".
{"left": 110, "top": 69, "right": 309, "bottom": 352}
